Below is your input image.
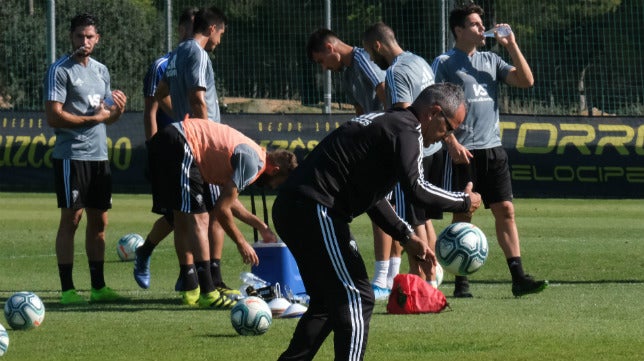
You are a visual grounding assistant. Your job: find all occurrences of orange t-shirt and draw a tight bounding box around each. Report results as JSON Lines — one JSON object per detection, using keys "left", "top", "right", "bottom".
{"left": 181, "top": 117, "right": 266, "bottom": 186}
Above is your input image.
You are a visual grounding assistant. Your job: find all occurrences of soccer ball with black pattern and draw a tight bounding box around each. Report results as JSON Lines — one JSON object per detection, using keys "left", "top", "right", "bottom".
{"left": 436, "top": 222, "right": 488, "bottom": 276}
{"left": 3, "top": 291, "right": 45, "bottom": 330}
{"left": 116, "top": 233, "right": 144, "bottom": 261}
{"left": 230, "top": 296, "right": 272, "bottom": 336}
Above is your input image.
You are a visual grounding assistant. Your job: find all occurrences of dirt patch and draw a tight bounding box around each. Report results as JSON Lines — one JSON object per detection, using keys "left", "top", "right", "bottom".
{"left": 222, "top": 97, "right": 355, "bottom": 114}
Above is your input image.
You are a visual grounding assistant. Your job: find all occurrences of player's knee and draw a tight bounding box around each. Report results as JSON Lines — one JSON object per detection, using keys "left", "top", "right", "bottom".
{"left": 492, "top": 201, "right": 515, "bottom": 220}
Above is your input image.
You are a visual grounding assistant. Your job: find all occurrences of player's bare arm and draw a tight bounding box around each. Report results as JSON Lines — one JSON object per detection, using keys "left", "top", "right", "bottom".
{"left": 188, "top": 88, "right": 208, "bottom": 119}
{"left": 498, "top": 28, "right": 534, "bottom": 89}
{"left": 393, "top": 101, "right": 411, "bottom": 109}
{"left": 375, "top": 82, "right": 386, "bottom": 105}
{"left": 444, "top": 133, "right": 473, "bottom": 164}
{"left": 463, "top": 181, "right": 481, "bottom": 214}
{"left": 229, "top": 198, "right": 278, "bottom": 243}
{"left": 45, "top": 101, "right": 107, "bottom": 128}
{"left": 214, "top": 179, "right": 259, "bottom": 266}
{"left": 354, "top": 103, "right": 365, "bottom": 115}
{"left": 153, "top": 79, "right": 173, "bottom": 117}
{"left": 143, "top": 96, "right": 158, "bottom": 140}
{"left": 403, "top": 232, "right": 436, "bottom": 277}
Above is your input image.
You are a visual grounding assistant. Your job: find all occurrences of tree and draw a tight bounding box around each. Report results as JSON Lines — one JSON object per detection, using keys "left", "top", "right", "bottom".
{"left": 0, "top": 0, "right": 161, "bottom": 111}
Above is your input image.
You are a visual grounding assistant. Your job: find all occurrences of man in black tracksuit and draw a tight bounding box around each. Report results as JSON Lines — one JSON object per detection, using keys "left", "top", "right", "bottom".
{"left": 273, "top": 83, "right": 482, "bottom": 361}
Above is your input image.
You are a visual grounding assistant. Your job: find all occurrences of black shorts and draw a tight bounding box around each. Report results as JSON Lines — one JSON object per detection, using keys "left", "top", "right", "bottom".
{"left": 147, "top": 125, "right": 219, "bottom": 215}
{"left": 53, "top": 158, "right": 112, "bottom": 210}
{"left": 448, "top": 146, "right": 513, "bottom": 208}
{"left": 390, "top": 149, "right": 445, "bottom": 227}
{"left": 405, "top": 149, "right": 446, "bottom": 225}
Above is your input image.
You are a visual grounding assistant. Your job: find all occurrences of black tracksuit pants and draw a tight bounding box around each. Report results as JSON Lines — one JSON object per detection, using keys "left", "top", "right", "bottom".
{"left": 273, "top": 192, "right": 374, "bottom": 361}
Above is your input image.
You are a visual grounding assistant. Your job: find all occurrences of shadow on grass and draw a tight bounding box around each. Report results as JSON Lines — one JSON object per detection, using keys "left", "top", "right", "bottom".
{"left": 450, "top": 279, "right": 644, "bottom": 284}
{"left": 200, "top": 333, "right": 238, "bottom": 339}
{"left": 41, "top": 298, "right": 192, "bottom": 312}
{"left": 0, "top": 296, "right": 230, "bottom": 313}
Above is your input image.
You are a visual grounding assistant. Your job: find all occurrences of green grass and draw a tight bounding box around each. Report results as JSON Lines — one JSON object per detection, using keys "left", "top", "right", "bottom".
{"left": 0, "top": 193, "right": 643, "bottom": 360}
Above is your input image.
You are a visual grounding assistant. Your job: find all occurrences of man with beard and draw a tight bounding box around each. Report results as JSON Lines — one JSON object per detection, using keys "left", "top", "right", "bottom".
{"left": 362, "top": 22, "right": 449, "bottom": 290}
{"left": 44, "top": 13, "right": 128, "bottom": 304}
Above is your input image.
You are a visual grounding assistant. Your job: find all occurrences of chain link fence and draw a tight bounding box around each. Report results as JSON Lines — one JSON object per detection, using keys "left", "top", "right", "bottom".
{"left": 0, "top": 0, "right": 642, "bottom": 115}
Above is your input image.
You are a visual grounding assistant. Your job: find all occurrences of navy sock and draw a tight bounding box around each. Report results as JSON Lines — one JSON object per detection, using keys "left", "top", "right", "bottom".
{"left": 136, "top": 238, "right": 157, "bottom": 258}
{"left": 507, "top": 257, "right": 525, "bottom": 281}
{"left": 58, "top": 263, "right": 75, "bottom": 291}
{"left": 179, "top": 264, "right": 199, "bottom": 291}
{"left": 455, "top": 275, "right": 469, "bottom": 287}
{"left": 210, "top": 259, "right": 223, "bottom": 287}
{"left": 196, "top": 261, "right": 215, "bottom": 294}
{"left": 89, "top": 261, "right": 105, "bottom": 290}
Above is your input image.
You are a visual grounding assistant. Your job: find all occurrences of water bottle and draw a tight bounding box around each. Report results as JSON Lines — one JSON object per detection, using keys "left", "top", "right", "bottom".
{"left": 239, "top": 272, "right": 270, "bottom": 289}
{"left": 103, "top": 95, "right": 114, "bottom": 108}
{"left": 240, "top": 272, "right": 274, "bottom": 300}
{"left": 103, "top": 96, "right": 115, "bottom": 108}
{"left": 483, "top": 25, "right": 512, "bottom": 38}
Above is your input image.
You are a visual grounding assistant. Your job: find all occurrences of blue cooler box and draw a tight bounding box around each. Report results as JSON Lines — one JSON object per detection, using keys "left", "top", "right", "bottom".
{"left": 251, "top": 242, "right": 307, "bottom": 296}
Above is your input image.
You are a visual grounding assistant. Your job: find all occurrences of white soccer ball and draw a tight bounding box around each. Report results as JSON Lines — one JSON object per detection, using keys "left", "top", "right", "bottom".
{"left": 0, "top": 323, "right": 8, "bottom": 356}
{"left": 3, "top": 291, "right": 45, "bottom": 330}
{"left": 436, "top": 222, "right": 488, "bottom": 276}
{"left": 230, "top": 296, "right": 272, "bottom": 336}
{"left": 116, "top": 233, "right": 144, "bottom": 261}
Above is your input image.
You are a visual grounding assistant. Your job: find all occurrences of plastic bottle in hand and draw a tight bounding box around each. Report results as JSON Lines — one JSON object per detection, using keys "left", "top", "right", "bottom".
{"left": 483, "top": 25, "right": 511, "bottom": 38}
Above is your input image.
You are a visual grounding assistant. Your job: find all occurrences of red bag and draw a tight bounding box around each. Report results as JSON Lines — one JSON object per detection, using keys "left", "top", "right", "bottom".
{"left": 386, "top": 274, "right": 449, "bottom": 314}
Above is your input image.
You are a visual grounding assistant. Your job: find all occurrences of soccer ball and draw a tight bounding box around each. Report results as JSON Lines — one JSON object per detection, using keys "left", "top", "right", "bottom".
{"left": 230, "top": 296, "right": 272, "bottom": 336}
{"left": 0, "top": 323, "right": 8, "bottom": 356}
{"left": 3, "top": 292, "right": 45, "bottom": 330}
{"left": 117, "top": 233, "right": 144, "bottom": 261}
{"left": 436, "top": 222, "right": 488, "bottom": 276}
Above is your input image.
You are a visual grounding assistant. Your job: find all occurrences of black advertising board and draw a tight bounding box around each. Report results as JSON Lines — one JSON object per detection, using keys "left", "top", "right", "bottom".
{"left": 1, "top": 112, "right": 642, "bottom": 198}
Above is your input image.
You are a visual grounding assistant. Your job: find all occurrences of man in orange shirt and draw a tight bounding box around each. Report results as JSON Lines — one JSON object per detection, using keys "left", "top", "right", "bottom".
{"left": 147, "top": 116, "right": 298, "bottom": 308}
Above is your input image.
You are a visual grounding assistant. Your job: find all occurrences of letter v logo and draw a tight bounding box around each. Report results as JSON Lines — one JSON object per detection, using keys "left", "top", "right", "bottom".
{"left": 473, "top": 84, "right": 488, "bottom": 97}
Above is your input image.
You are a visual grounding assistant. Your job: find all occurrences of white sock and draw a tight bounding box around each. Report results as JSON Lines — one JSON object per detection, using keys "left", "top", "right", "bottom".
{"left": 386, "top": 257, "right": 402, "bottom": 289}
{"left": 372, "top": 261, "right": 389, "bottom": 288}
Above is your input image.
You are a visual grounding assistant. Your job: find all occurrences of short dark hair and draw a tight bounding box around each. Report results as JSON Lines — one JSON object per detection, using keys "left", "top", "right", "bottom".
{"left": 193, "top": 6, "right": 227, "bottom": 34}
{"left": 449, "top": 3, "right": 484, "bottom": 38}
{"left": 306, "top": 28, "right": 338, "bottom": 61}
{"left": 179, "top": 7, "right": 198, "bottom": 29}
{"left": 267, "top": 149, "right": 298, "bottom": 178}
{"left": 362, "top": 22, "right": 397, "bottom": 47}
{"left": 70, "top": 13, "right": 98, "bottom": 33}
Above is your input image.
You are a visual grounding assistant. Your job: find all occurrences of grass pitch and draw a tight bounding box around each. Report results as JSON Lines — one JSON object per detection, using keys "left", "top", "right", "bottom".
{"left": 0, "top": 193, "right": 643, "bottom": 361}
